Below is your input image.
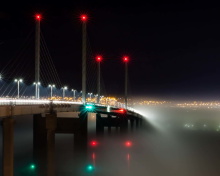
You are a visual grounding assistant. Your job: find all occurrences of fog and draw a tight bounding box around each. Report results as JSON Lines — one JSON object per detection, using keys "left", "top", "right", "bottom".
{"left": 1, "top": 105, "right": 220, "bottom": 175}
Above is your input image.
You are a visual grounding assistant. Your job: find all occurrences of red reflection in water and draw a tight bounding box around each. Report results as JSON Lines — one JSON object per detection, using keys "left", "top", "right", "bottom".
{"left": 92, "top": 152, "right": 96, "bottom": 166}
{"left": 127, "top": 153, "right": 130, "bottom": 171}
{"left": 125, "top": 141, "right": 132, "bottom": 147}
{"left": 90, "top": 140, "right": 98, "bottom": 147}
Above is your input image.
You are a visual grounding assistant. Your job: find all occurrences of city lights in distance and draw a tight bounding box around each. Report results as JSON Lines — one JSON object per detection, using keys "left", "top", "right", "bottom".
{"left": 81, "top": 14, "right": 87, "bottom": 21}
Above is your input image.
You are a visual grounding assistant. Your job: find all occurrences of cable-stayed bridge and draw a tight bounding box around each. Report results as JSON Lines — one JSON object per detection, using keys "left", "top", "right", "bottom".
{"left": 0, "top": 14, "right": 144, "bottom": 176}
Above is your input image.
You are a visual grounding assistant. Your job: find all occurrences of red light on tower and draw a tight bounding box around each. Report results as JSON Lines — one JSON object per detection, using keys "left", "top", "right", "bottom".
{"left": 96, "top": 55, "right": 102, "bottom": 62}
{"left": 123, "top": 56, "right": 129, "bottom": 62}
{"left": 81, "top": 14, "right": 87, "bottom": 21}
{"left": 35, "top": 14, "right": 41, "bottom": 20}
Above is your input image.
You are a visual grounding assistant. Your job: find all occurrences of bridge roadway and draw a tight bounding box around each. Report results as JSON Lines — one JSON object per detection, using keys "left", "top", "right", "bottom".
{"left": 0, "top": 99, "right": 141, "bottom": 117}
{"left": 0, "top": 99, "right": 143, "bottom": 176}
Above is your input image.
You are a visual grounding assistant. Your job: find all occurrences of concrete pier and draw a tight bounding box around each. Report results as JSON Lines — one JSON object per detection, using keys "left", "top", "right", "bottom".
{"left": 46, "top": 113, "right": 57, "bottom": 176}
{"left": 2, "top": 117, "right": 14, "bottom": 176}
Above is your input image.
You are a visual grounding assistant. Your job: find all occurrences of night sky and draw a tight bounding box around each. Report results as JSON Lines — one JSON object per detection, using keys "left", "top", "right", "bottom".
{"left": 1, "top": 1, "right": 220, "bottom": 100}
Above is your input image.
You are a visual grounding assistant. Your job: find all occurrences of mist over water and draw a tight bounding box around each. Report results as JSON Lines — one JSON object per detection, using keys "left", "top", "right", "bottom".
{"left": 1, "top": 105, "right": 220, "bottom": 176}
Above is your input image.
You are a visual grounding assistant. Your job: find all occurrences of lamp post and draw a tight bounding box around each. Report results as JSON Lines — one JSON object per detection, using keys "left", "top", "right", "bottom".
{"left": 88, "top": 93, "right": 92, "bottom": 100}
{"left": 49, "top": 84, "right": 55, "bottom": 99}
{"left": 14, "top": 79, "right": 22, "bottom": 98}
{"left": 33, "top": 82, "right": 41, "bottom": 99}
{"left": 62, "top": 86, "right": 68, "bottom": 99}
{"left": 94, "top": 94, "right": 98, "bottom": 103}
{"left": 71, "top": 89, "right": 76, "bottom": 101}
{"left": 100, "top": 95, "right": 104, "bottom": 104}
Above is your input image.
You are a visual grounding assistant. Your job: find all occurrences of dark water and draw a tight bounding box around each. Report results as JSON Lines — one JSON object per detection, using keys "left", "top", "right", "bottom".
{"left": 1, "top": 106, "right": 220, "bottom": 176}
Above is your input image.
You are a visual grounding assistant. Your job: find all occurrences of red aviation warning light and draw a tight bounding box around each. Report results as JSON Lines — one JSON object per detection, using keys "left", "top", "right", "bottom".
{"left": 35, "top": 14, "right": 41, "bottom": 20}
{"left": 81, "top": 14, "right": 87, "bottom": 21}
{"left": 123, "top": 56, "right": 129, "bottom": 62}
{"left": 96, "top": 55, "right": 102, "bottom": 62}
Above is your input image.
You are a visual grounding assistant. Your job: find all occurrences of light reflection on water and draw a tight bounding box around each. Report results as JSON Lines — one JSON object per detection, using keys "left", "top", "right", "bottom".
{"left": 0, "top": 106, "right": 220, "bottom": 176}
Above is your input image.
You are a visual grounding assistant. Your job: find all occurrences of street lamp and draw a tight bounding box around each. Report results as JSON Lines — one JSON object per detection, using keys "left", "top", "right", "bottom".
{"left": 48, "top": 84, "right": 55, "bottom": 99}
{"left": 88, "top": 93, "right": 93, "bottom": 100}
{"left": 33, "top": 82, "right": 41, "bottom": 99}
{"left": 71, "top": 89, "right": 76, "bottom": 101}
{"left": 14, "top": 79, "right": 23, "bottom": 98}
{"left": 62, "top": 86, "right": 68, "bottom": 99}
{"left": 94, "top": 94, "right": 98, "bottom": 103}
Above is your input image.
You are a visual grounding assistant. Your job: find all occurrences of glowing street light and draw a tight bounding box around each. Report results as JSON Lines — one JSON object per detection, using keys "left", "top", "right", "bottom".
{"left": 33, "top": 82, "right": 41, "bottom": 99}
{"left": 48, "top": 84, "right": 55, "bottom": 99}
{"left": 94, "top": 94, "right": 98, "bottom": 102}
{"left": 88, "top": 93, "right": 93, "bottom": 100}
{"left": 71, "top": 89, "right": 76, "bottom": 101}
{"left": 62, "top": 86, "right": 68, "bottom": 99}
{"left": 14, "top": 79, "right": 23, "bottom": 98}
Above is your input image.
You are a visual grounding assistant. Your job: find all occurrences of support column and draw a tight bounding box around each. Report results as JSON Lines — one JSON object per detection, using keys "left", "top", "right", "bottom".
{"left": 120, "top": 115, "right": 128, "bottom": 133}
{"left": 46, "top": 113, "right": 57, "bottom": 176}
{"left": 82, "top": 17, "right": 87, "bottom": 104}
{"left": 136, "top": 118, "right": 139, "bottom": 129}
{"left": 107, "top": 115, "right": 112, "bottom": 134}
{"left": 33, "top": 114, "right": 47, "bottom": 176}
{"left": 96, "top": 113, "right": 104, "bottom": 135}
{"left": 2, "top": 117, "right": 14, "bottom": 176}
{"left": 130, "top": 118, "right": 134, "bottom": 132}
{"left": 35, "top": 14, "right": 41, "bottom": 99}
{"left": 74, "top": 111, "right": 88, "bottom": 152}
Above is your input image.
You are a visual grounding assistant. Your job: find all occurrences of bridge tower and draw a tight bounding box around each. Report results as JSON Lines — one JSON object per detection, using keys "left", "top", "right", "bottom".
{"left": 81, "top": 15, "right": 87, "bottom": 104}
{"left": 123, "top": 56, "right": 129, "bottom": 109}
{"left": 35, "top": 14, "right": 41, "bottom": 99}
{"left": 96, "top": 55, "right": 102, "bottom": 103}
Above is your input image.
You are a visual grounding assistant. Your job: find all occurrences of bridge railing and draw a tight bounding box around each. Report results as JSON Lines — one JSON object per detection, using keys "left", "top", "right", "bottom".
{"left": 0, "top": 99, "right": 83, "bottom": 106}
